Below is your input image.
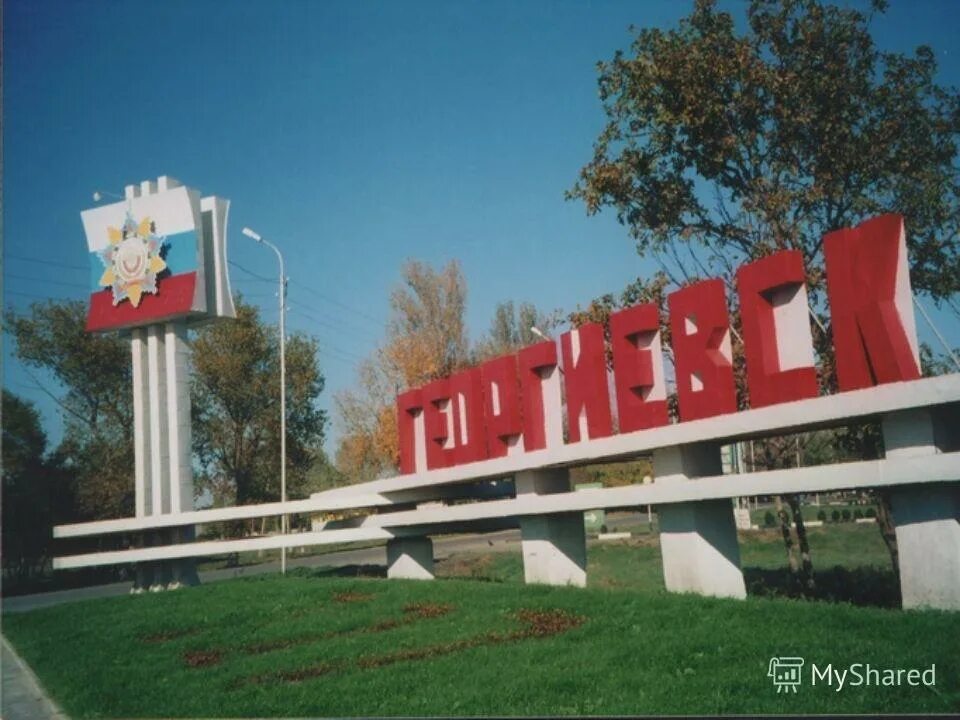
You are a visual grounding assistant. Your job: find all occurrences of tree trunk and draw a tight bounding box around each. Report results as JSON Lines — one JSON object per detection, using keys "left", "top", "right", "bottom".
{"left": 786, "top": 494, "right": 815, "bottom": 590}
{"left": 775, "top": 495, "right": 799, "bottom": 574}
{"left": 875, "top": 489, "right": 900, "bottom": 575}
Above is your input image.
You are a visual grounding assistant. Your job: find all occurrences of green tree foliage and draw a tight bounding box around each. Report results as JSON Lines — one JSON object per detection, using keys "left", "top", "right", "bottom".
{"left": 570, "top": 0, "right": 959, "bottom": 307}
{"left": 5, "top": 298, "right": 329, "bottom": 544}
{"left": 191, "top": 300, "right": 328, "bottom": 511}
{"left": 5, "top": 301, "right": 134, "bottom": 519}
{"left": 569, "top": 0, "right": 960, "bottom": 582}
{"left": 1, "top": 391, "right": 72, "bottom": 581}
{"left": 473, "top": 301, "right": 562, "bottom": 362}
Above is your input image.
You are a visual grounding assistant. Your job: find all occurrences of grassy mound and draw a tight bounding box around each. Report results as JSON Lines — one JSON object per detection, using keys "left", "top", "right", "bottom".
{"left": 4, "top": 563, "right": 958, "bottom": 716}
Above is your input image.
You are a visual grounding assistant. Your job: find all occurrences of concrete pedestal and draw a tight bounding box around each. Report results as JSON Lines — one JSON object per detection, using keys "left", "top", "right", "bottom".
{"left": 516, "top": 469, "right": 587, "bottom": 587}
{"left": 386, "top": 537, "right": 435, "bottom": 580}
{"left": 883, "top": 409, "right": 960, "bottom": 610}
{"left": 653, "top": 444, "right": 746, "bottom": 599}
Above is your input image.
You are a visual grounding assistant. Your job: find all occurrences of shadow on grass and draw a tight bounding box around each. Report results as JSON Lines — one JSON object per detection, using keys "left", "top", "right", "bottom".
{"left": 744, "top": 565, "right": 901, "bottom": 608}
{"left": 304, "top": 564, "right": 387, "bottom": 579}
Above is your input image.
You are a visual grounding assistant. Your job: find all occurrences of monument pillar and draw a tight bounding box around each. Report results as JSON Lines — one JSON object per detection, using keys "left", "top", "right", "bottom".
{"left": 654, "top": 443, "right": 746, "bottom": 599}
{"left": 386, "top": 537, "right": 435, "bottom": 580}
{"left": 882, "top": 408, "right": 960, "bottom": 610}
{"left": 516, "top": 469, "right": 587, "bottom": 587}
{"left": 83, "top": 176, "right": 234, "bottom": 592}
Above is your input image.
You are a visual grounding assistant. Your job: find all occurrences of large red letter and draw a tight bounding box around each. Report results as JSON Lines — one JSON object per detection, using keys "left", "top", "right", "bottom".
{"left": 736, "top": 250, "right": 818, "bottom": 408}
{"left": 610, "top": 303, "right": 669, "bottom": 431}
{"left": 668, "top": 279, "right": 736, "bottom": 421}
{"left": 448, "top": 368, "right": 488, "bottom": 465}
{"left": 560, "top": 323, "right": 613, "bottom": 442}
{"left": 480, "top": 355, "right": 522, "bottom": 458}
{"left": 421, "top": 379, "right": 454, "bottom": 470}
{"left": 824, "top": 214, "right": 920, "bottom": 391}
{"left": 518, "top": 340, "right": 561, "bottom": 451}
{"left": 396, "top": 389, "right": 423, "bottom": 474}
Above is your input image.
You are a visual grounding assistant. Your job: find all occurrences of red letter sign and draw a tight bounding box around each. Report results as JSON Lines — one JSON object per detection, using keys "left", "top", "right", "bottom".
{"left": 518, "top": 340, "right": 561, "bottom": 451}
{"left": 561, "top": 323, "right": 613, "bottom": 442}
{"left": 824, "top": 214, "right": 920, "bottom": 391}
{"left": 396, "top": 389, "right": 423, "bottom": 475}
{"left": 736, "top": 250, "right": 818, "bottom": 408}
{"left": 610, "top": 303, "right": 669, "bottom": 431}
{"left": 421, "top": 379, "right": 455, "bottom": 470}
{"left": 480, "top": 355, "right": 522, "bottom": 458}
{"left": 448, "top": 368, "right": 488, "bottom": 465}
{"left": 668, "top": 279, "right": 737, "bottom": 421}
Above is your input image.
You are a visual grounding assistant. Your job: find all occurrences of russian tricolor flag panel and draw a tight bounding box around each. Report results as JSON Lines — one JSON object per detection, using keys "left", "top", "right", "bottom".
{"left": 82, "top": 186, "right": 207, "bottom": 331}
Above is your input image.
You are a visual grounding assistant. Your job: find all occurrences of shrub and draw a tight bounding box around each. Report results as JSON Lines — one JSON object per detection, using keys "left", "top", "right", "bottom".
{"left": 817, "top": 510, "right": 827, "bottom": 522}
{"left": 854, "top": 509, "right": 864, "bottom": 520}
{"left": 865, "top": 507, "right": 876, "bottom": 519}
{"left": 764, "top": 511, "right": 777, "bottom": 528}
{"left": 831, "top": 510, "right": 841, "bottom": 523}
{"left": 841, "top": 509, "right": 852, "bottom": 522}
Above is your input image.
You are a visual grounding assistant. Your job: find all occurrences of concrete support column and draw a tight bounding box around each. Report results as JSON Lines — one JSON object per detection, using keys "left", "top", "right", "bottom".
{"left": 653, "top": 443, "right": 746, "bottom": 599}
{"left": 883, "top": 408, "right": 960, "bottom": 610}
{"left": 387, "top": 537, "right": 435, "bottom": 580}
{"left": 130, "top": 321, "right": 198, "bottom": 592}
{"left": 516, "top": 469, "right": 587, "bottom": 587}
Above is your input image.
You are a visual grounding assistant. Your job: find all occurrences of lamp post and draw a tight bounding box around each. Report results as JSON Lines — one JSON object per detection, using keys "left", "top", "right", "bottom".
{"left": 242, "top": 226, "right": 288, "bottom": 575}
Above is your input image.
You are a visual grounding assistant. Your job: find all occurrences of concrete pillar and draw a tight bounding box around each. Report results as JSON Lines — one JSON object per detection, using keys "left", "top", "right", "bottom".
{"left": 883, "top": 408, "right": 960, "bottom": 610}
{"left": 130, "top": 320, "right": 198, "bottom": 592}
{"left": 516, "top": 469, "right": 587, "bottom": 587}
{"left": 653, "top": 443, "right": 746, "bottom": 599}
{"left": 387, "top": 537, "right": 434, "bottom": 580}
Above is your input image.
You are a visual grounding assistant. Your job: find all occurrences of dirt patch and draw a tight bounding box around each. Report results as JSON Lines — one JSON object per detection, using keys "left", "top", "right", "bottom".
{"left": 356, "top": 638, "right": 478, "bottom": 669}
{"left": 140, "top": 628, "right": 199, "bottom": 643}
{"left": 232, "top": 606, "right": 585, "bottom": 687}
{"left": 355, "top": 607, "right": 585, "bottom": 670}
{"left": 333, "top": 591, "right": 374, "bottom": 604}
{"left": 183, "top": 649, "right": 223, "bottom": 668}
{"left": 277, "top": 663, "right": 335, "bottom": 682}
{"left": 370, "top": 619, "right": 400, "bottom": 632}
{"left": 403, "top": 602, "right": 453, "bottom": 619}
{"left": 244, "top": 637, "right": 314, "bottom": 655}
{"left": 240, "top": 602, "right": 455, "bottom": 656}
{"left": 511, "top": 608, "right": 585, "bottom": 638}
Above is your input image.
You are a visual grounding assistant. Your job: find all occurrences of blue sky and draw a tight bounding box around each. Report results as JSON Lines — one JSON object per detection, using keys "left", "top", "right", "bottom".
{"left": 4, "top": 0, "right": 960, "bottom": 455}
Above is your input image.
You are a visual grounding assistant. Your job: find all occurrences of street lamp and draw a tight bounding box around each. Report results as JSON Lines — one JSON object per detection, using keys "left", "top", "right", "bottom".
{"left": 242, "top": 226, "right": 289, "bottom": 576}
{"left": 530, "top": 325, "right": 550, "bottom": 342}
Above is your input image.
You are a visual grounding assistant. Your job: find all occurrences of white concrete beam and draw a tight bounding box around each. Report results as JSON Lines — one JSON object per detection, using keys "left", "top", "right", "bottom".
{"left": 54, "top": 376, "right": 960, "bottom": 540}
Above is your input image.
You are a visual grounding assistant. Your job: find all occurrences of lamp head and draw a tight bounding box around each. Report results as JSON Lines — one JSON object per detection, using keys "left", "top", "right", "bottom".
{"left": 242, "top": 227, "right": 263, "bottom": 242}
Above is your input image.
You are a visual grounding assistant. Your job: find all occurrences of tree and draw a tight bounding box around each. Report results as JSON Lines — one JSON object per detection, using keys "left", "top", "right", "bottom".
{"left": 5, "top": 300, "right": 134, "bottom": 519}
{"left": 336, "top": 260, "right": 471, "bottom": 481}
{"left": 1, "top": 390, "right": 70, "bottom": 582}
{"left": 473, "top": 301, "right": 561, "bottom": 362}
{"left": 191, "top": 299, "right": 328, "bottom": 523}
{"left": 570, "top": 0, "right": 959, "bottom": 307}
{"left": 569, "top": 0, "right": 960, "bottom": 583}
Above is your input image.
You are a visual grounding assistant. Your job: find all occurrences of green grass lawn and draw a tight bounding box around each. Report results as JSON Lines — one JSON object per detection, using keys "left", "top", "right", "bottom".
{"left": 4, "top": 524, "right": 957, "bottom": 717}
